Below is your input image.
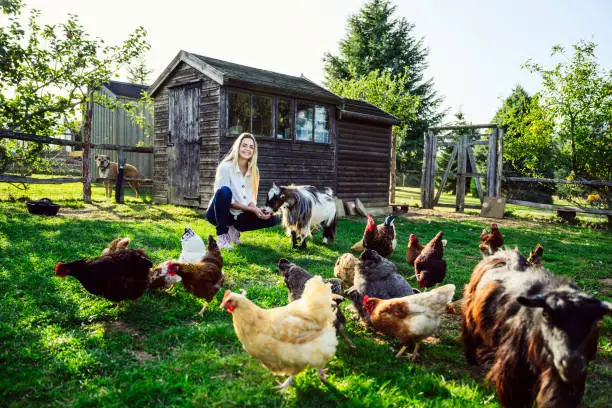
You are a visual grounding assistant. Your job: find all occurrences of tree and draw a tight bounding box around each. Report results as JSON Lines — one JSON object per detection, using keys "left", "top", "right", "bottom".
{"left": 323, "top": 0, "right": 445, "bottom": 173}
{"left": 127, "top": 55, "right": 153, "bottom": 85}
{"left": 328, "top": 69, "right": 420, "bottom": 202}
{"left": 523, "top": 40, "right": 612, "bottom": 206}
{"left": 0, "top": 0, "right": 150, "bottom": 181}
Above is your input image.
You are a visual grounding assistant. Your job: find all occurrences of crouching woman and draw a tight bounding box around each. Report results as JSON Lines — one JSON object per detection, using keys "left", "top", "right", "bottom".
{"left": 206, "top": 132, "right": 279, "bottom": 249}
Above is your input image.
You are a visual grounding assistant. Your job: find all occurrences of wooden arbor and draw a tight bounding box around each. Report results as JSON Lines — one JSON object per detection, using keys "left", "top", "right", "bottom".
{"left": 420, "top": 124, "right": 504, "bottom": 212}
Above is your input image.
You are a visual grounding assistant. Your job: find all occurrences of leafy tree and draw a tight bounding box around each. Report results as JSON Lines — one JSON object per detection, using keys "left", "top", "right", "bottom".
{"left": 127, "top": 55, "right": 153, "bottom": 85}
{"left": 0, "top": 0, "right": 150, "bottom": 179}
{"left": 323, "top": 0, "right": 445, "bottom": 173}
{"left": 523, "top": 40, "right": 612, "bottom": 206}
{"left": 328, "top": 69, "right": 420, "bottom": 201}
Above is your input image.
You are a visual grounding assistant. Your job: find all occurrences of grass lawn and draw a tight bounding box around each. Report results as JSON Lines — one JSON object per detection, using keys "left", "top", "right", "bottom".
{"left": 0, "top": 182, "right": 610, "bottom": 407}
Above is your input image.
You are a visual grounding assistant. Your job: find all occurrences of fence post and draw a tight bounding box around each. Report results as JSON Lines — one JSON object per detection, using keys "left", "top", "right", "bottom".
{"left": 496, "top": 128, "right": 504, "bottom": 196}
{"left": 486, "top": 127, "right": 498, "bottom": 196}
{"left": 420, "top": 130, "right": 436, "bottom": 209}
{"left": 115, "top": 148, "right": 125, "bottom": 204}
{"left": 456, "top": 135, "right": 467, "bottom": 212}
{"left": 82, "top": 89, "right": 94, "bottom": 203}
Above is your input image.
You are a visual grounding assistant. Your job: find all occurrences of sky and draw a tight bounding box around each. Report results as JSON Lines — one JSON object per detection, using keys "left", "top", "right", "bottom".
{"left": 21, "top": 0, "right": 612, "bottom": 123}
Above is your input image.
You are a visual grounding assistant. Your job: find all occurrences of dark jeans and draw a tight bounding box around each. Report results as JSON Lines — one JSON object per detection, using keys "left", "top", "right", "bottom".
{"left": 206, "top": 186, "right": 279, "bottom": 235}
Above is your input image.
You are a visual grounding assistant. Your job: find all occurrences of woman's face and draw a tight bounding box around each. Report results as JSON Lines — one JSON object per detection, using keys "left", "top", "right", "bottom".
{"left": 238, "top": 137, "right": 256, "bottom": 161}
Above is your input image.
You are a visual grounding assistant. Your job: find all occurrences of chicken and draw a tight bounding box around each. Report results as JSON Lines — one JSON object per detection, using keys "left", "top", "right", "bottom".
{"left": 55, "top": 249, "right": 153, "bottom": 302}
{"left": 333, "top": 253, "right": 360, "bottom": 288}
{"left": 148, "top": 261, "right": 183, "bottom": 291}
{"left": 526, "top": 243, "right": 544, "bottom": 266}
{"left": 414, "top": 231, "right": 447, "bottom": 289}
{"left": 351, "top": 214, "right": 396, "bottom": 257}
{"left": 165, "top": 235, "right": 224, "bottom": 316}
{"left": 101, "top": 237, "right": 132, "bottom": 256}
{"left": 278, "top": 258, "right": 354, "bottom": 348}
{"left": 179, "top": 226, "right": 206, "bottom": 263}
{"left": 479, "top": 223, "right": 504, "bottom": 256}
{"left": 220, "top": 275, "right": 337, "bottom": 392}
{"left": 405, "top": 233, "right": 424, "bottom": 267}
{"left": 346, "top": 249, "right": 416, "bottom": 323}
{"left": 363, "top": 284, "right": 456, "bottom": 359}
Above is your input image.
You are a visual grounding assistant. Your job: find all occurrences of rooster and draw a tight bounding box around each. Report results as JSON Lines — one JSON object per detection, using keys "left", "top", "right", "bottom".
{"left": 346, "top": 249, "right": 416, "bottom": 323}
{"left": 55, "top": 249, "right": 153, "bottom": 302}
{"left": 278, "top": 258, "right": 355, "bottom": 348}
{"left": 414, "top": 231, "right": 446, "bottom": 289}
{"left": 220, "top": 276, "right": 338, "bottom": 392}
{"left": 363, "top": 284, "right": 455, "bottom": 360}
{"left": 179, "top": 226, "right": 206, "bottom": 263}
{"left": 351, "top": 214, "right": 396, "bottom": 257}
{"left": 479, "top": 223, "right": 504, "bottom": 256}
{"left": 163, "top": 235, "right": 224, "bottom": 316}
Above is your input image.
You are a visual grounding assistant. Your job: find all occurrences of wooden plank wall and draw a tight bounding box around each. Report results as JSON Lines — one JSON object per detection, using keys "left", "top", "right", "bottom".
{"left": 336, "top": 119, "right": 391, "bottom": 208}
{"left": 153, "top": 62, "right": 220, "bottom": 205}
{"left": 91, "top": 92, "right": 153, "bottom": 179}
{"left": 218, "top": 120, "right": 337, "bottom": 206}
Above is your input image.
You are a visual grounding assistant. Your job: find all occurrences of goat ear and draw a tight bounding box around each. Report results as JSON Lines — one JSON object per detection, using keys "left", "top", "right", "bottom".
{"left": 517, "top": 295, "right": 547, "bottom": 308}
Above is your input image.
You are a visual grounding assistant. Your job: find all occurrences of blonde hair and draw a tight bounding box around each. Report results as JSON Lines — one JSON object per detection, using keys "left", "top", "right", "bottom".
{"left": 215, "top": 132, "right": 260, "bottom": 200}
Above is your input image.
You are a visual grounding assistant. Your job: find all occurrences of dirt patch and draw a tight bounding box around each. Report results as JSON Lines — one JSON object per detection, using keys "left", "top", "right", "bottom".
{"left": 104, "top": 320, "right": 146, "bottom": 339}
{"left": 129, "top": 350, "right": 155, "bottom": 362}
{"left": 600, "top": 278, "right": 612, "bottom": 286}
{"left": 397, "top": 207, "right": 549, "bottom": 229}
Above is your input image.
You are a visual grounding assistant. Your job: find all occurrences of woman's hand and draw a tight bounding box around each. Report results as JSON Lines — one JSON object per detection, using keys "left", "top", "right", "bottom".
{"left": 251, "top": 206, "right": 271, "bottom": 220}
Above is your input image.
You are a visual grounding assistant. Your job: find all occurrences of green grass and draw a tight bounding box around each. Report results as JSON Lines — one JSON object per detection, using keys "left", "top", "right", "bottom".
{"left": 0, "top": 183, "right": 611, "bottom": 407}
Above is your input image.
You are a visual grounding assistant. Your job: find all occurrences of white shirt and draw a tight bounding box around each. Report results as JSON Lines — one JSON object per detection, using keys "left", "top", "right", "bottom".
{"left": 209, "top": 161, "right": 255, "bottom": 216}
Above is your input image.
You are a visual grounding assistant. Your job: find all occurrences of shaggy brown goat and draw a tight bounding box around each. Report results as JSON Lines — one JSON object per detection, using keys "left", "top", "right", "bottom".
{"left": 462, "top": 249, "right": 611, "bottom": 408}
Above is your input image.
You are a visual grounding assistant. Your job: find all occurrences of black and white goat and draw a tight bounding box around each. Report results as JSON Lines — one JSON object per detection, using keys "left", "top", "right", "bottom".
{"left": 265, "top": 183, "right": 338, "bottom": 249}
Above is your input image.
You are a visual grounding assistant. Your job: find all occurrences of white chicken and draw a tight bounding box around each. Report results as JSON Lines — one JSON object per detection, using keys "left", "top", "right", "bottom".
{"left": 179, "top": 226, "right": 206, "bottom": 263}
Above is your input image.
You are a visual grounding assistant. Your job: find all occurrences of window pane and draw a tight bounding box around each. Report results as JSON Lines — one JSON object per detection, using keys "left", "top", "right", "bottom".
{"left": 296, "top": 103, "right": 313, "bottom": 141}
{"left": 276, "top": 98, "right": 292, "bottom": 139}
{"left": 252, "top": 95, "right": 273, "bottom": 137}
{"left": 228, "top": 91, "right": 250, "bottom": 136}
{"left": 314, "top": 105, "right": 330, "bottom": 143}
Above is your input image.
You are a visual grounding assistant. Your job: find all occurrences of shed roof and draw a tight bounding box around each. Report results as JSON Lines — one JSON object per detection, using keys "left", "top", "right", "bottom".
{"left": 340, "top": 98, "right": 401, "bottom": 125}
{"left": 149, "top": 51, "right": 342, "bottom": 104}
{"left": 103, "top": 81, "right": 148, "bottom": 99}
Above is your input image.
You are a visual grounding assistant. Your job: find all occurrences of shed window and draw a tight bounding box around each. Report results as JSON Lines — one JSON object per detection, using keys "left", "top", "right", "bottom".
{"left": 276, "top": 98, "right": 292, "bottom": 139}
{"left": 228, "top": 91, "right": 273, "bottom": 138}
{"left": 296, "top": 102, "right": 329, "bottom": 143}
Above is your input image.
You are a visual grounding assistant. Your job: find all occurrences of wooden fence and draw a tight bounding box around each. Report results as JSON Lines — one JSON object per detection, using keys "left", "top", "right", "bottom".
{"left": 419, "top": 124, "right": 611, "bottom": 219}
{"left": 0, "top": 129, "right": 152, "bottom": 204}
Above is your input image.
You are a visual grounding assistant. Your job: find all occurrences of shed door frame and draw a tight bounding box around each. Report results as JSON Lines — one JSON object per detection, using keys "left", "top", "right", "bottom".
{"left": 168, "top": 84, "right": 201, "bottom": 206}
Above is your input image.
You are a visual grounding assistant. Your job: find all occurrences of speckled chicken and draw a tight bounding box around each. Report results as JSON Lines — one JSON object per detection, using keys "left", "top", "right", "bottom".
{"left": 414, "top": 231, "right": 447, "bottom": 289}
{"left": 333, "top": 253, "right": 360, "bottom": 289}
{"left": 278, "top": 258, "right": 354, "bottom": 347}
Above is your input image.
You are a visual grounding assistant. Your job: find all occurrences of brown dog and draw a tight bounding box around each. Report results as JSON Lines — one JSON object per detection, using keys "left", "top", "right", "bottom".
{"left": 94, "top": 154, "right": 140, "bottom": 199}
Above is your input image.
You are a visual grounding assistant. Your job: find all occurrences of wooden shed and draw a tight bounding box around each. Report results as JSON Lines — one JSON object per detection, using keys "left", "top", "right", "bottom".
{"left": 148, "top": 51, "right": 399, "bottom": 210}
{"left": 92, "top": 81, "right": 153, "bottom": 178}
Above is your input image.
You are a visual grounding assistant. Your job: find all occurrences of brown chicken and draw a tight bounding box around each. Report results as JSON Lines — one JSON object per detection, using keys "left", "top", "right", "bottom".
{"left": 220, "top": 276, "right": 337, "bottom": 392}
{"left": 363, "top": 284, "right": 455, "bottom": 360}
{"left": 333, "top": 253, "right": 360, "bottom": 288}
{"left": 479, "top": 223, "right": 504, "bottom": 256}
{"left": 351, "top": 214, "right": 396, "bottom": 257}
{"left": 405, "top": 234, "right": 424, "bottom": 266}
{"left": 165, "top": 235, "right": 224, "bottom": 316}
{"left": 526, "top": 243, "right": 544, "bottom": 266}
{"left": 55, "top": 249, "right": 153, "bottom": 302}
{"left": 101, "top": 237, "right": 132, "bottom": 256}
{"left": 414, "top": 231, "right": 446, "bottom": 289}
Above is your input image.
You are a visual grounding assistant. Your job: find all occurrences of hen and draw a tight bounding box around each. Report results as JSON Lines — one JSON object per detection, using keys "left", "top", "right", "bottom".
{"left": 179, "top": 226, "right": 206, "bottom": 263}
{"left": 101, "top": 237, "right": 132, "bottom": 256}
{"left": 405, "top": 234, "right": 424, "bottom": 267}
{"left": 526, "top": 243, "right": 544, "bottom": 266}
{"left": 479, "top": 223, "right": 504, "bottom": 256}
{"left": 55, "top": 249, "right": 153, "bottom": 302}
{"left": 414, "top": 231, "right": 447, "bottom": 289}
{"left": 351, "top": 214, "right": 396, "bottom": 257}
{"left": 364, "top": 284, "right": 455, "bottom": 359}
{"left": 220, "top": 275, "right": 337, "bottom": 392}
{"left": 346, "top": 249, "right": 416, "bottom": 323}
{"left": 278, "top": 258, "right": 354, "bottom": 348}
{"left": 165, "top": 235, "right": 224, "bottom": 316}
{"left": 333, "top": 253, "right": 360, "bottom": 288}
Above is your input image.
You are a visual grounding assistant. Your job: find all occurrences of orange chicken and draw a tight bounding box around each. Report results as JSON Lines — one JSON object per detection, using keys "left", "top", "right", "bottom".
{"left": 479, "top": 223, "right": 504, "bottom": 256}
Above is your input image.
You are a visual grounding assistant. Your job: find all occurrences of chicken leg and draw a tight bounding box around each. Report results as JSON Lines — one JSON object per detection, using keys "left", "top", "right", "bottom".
{"left": 339, "top": 325, "right": 356, "bottom": 348}
{"left": 198, "top": 301, "right": 209, "bottom": 317}
{"left": 277, "top": 375, "right": 294, "bottom": 392}
{"left": 318, "top": 368, "right": 329, "bottom": 385}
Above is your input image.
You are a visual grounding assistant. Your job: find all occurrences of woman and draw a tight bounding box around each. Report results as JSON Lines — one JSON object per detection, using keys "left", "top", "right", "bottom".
{"left": 206, "top": 132, "right": 278, "bottom": 249}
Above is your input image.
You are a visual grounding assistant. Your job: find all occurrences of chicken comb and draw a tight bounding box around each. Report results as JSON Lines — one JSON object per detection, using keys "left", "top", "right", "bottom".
{"left": 362, "top": 295, "right": 370, "bottom": 306}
